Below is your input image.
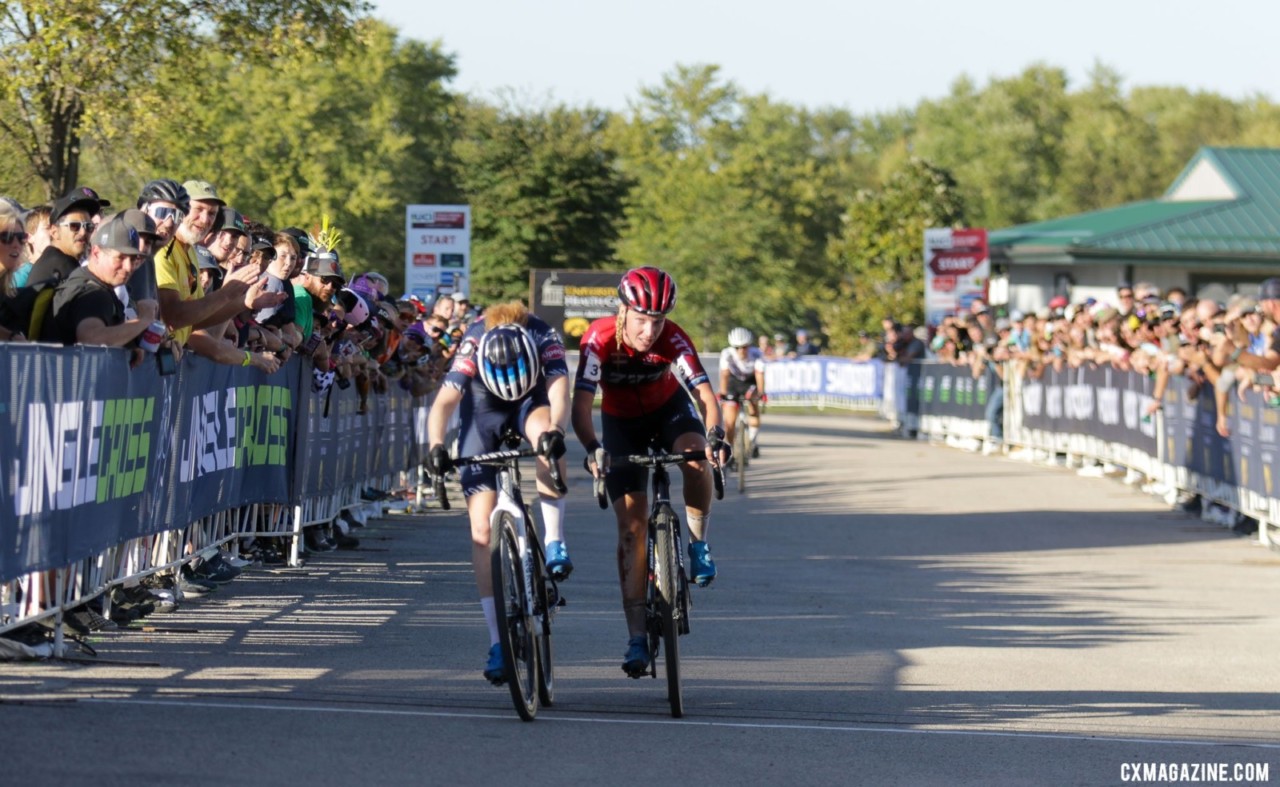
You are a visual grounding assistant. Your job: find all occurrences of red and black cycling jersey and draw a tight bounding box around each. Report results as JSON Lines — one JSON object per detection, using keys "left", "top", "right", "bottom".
{"left": 574, "top": 315, "right": 709, "bottom": 416}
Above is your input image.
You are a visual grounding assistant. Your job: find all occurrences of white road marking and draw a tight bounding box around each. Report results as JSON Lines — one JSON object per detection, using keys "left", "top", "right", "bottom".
{"left": 83, "top": 697, "right": 1280, "bottom": 750}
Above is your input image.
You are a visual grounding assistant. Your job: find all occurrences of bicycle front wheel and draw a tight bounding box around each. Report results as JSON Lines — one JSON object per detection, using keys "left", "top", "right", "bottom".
{"left": 653, "top": 504, "right": 684, "bottom": 718}
{"left": 491, "top": 512, "right": 538, "bottom": 721}
{"left": 530, "top": 530, "right": 555, "bottom": 707}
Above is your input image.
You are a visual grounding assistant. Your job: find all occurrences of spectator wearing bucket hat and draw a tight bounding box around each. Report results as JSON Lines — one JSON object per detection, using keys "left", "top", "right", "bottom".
{"left": 152, "top": 178, "right": 282, "bottom": 347}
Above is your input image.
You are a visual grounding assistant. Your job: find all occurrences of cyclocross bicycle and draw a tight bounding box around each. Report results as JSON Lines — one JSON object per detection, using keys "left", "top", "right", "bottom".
{"left": 436, "top": 429, "right": 566, "bottom": 721}
{"left": 721, "top": 386, "right": 756, "bottom": 494}
{"left": 593, "top": 443, "right": 723, "bottom": 718}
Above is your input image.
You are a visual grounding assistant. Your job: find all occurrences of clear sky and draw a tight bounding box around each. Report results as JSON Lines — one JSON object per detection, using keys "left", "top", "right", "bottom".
{"left": 373, "top": 0, "right": 1278, "bottom": 115}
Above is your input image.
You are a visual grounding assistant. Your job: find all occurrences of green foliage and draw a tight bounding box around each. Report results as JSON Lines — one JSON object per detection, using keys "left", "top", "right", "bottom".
{"left": 121, "top": 19, "right": 458, "bottom": 289}
{"left": 452, "top": 99, "right": 630, "bottom": 304}
{"left": 912, "top": 65, "right": 1069, "bottom": 228}
{"left": 610, "top": 65, "right": 863, "bottom": 347}
{"left": 823, "top": 159, "right": 967, "bottom": 354}
{"left": 0, "top": 0, "right": 370, "bottom": 198}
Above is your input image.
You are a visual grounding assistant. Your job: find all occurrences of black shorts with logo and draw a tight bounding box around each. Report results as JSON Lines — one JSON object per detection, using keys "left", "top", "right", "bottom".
{"left": 601, "top": 391, "right": 704, "bottom": 501}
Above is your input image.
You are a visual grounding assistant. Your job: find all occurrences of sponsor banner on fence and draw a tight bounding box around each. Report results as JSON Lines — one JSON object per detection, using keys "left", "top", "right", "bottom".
{"left": 912, "top": 362, "right": 994, "bottom": 420}
{"left": 763, "top": 358, "right": 883, "bottom": 408}
{"left": 1019, "top": 365, "right": 1157, "bottom": 455}
{"left": 1160, "top": 376, "right": 1277, "bottom": 495}
{"left": 292, "top": 379, "right": 419, "bottom": 500}
{"left": 3, "top": 346, "right": 301, "bottom": 582}
{"left": 1, "top": 346, "right": 418, "bottom": 583}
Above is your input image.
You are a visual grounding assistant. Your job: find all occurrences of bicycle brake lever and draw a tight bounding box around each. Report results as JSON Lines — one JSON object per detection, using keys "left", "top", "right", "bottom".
{"left": 433, "top": 474, "right": 450, "bottom": 511}
{"left": 594, "top": 474, "right": 608, "bottom": 509}
{"left": 712, "top": 464, "right": 724, "bottom": 501}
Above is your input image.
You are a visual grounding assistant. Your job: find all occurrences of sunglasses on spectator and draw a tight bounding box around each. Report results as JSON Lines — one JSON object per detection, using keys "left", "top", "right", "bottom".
{"left": 0, "top": 230, "right": 27, "bottom": 244}
{"left": 426, "top": 327, "right": 444, "bottom": 337}
{"left": 147, "top": 206, "right": 184, "bottom": 223}
{"left": 58, "top": 221, "right": 91, "bottom": 234}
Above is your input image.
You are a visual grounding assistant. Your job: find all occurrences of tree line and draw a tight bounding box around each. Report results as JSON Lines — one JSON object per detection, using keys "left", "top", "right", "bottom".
{"left": 3, "top": 5, "right": 1278, "bottom": 353}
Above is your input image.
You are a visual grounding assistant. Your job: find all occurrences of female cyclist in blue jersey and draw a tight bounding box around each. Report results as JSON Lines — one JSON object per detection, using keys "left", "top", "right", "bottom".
{"left": 426, "top": 301, "right": 572, "bottom": 684}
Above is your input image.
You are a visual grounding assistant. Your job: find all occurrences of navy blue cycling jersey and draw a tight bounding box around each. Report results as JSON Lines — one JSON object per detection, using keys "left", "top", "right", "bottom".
{"left": 443, "top": 315, "right": 568, "bottom": 406}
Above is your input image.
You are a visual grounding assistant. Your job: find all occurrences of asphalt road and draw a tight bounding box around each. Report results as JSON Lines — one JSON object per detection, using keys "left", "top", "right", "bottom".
{"left": 2, "top": 413, "right": 1278, "bottom": 786}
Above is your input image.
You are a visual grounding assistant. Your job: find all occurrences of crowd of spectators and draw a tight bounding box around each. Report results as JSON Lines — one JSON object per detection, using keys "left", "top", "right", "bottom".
{"left": 866, "top": 283, "right": 1280, "bottom": 527}
{"left": 0, "top": 182, "right": 481, "bottom": 644}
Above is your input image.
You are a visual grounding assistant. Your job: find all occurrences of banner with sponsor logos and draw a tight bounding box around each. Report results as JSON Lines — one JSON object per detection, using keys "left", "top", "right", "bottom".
{"left": 292, "top": 379, "right": 420, "bottom": 499}
{"left": 1018, "top": 365, "right": 1157, "bottom": 454}
{"left": 1158, "top": 376, "right": 1276, "bottom": 497}
{"left": 763, "top": 357, "right": 883, "bottom": 410}
{"left": 912, "top": 362, "right": 994, "bottom": 420}
{"left": 3, "top": 346, "right": 299, "bottom": 581}
{"left": 529, "top": 269, "right": 623, "bottom": 350}
{"left": 1, "top": 346, "right": 417, "bottom": 583}
{"left": 404, "top": 205, "right": 471, "bottom": 302}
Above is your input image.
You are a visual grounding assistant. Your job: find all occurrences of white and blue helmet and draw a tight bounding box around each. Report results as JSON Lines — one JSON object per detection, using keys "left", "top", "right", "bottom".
{"left": 478, "top": 324, "right": 540, "bottom": 401}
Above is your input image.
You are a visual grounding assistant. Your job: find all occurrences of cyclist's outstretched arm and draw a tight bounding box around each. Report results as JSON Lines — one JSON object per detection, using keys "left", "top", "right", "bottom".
{"left": 691, "top": 380, "right": 724, "bottom": 436}
{"left": 571, "top": 389, "right": 600, "bottom": 456}
{"left": 718, "top": 366, "right": 730, "bottom": 398}
{"left": 427, "top": 384, "right": 464, "bottom": 449}
{"left": 547, "top": 373, "right": 571, "bottom": 433}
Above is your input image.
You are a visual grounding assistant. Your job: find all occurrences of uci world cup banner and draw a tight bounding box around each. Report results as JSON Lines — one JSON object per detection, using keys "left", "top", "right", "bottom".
{"left": 1, "top": 346, "right": 303, "bottom": 582}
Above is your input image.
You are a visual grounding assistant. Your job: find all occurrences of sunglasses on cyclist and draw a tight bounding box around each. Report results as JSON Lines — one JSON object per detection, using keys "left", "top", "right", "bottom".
{"left": 58, "top": 221, "right": 91, "bottom": 235}
{"left": 147, "top": 205, "right": 184, "bottom": 223}
{"left": 0, "top": 230, "right": 27, "bottom": 244}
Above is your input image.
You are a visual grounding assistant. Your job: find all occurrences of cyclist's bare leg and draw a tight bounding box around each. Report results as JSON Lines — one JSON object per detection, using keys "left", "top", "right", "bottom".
{"left": 523, "top": 405, "right": 568, "bottom": 543}
{"left": 673, "top": 431, "right": 712, "bottom": 540}
{"left": 614, "top": 492, "right": 649, "bottom": 637}
{"left": 722, "top": 399, "right": 741, "bottom": 450}
{"left": 466, "top": 490, "right": 498, "bottom": 596}
{"left": 746, "top": 397, "right": 761, "bottom": 448}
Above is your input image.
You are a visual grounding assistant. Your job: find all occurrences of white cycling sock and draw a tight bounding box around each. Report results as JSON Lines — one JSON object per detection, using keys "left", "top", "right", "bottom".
{"left": 540, "top": 496, "right": 566, "bottom": 545}
{"left": 481, "top": 596, "right": 499, "bottom": 645}
{"left": 748, "top": 426, "right": 759, "bottom": 442}
{"left": 686, "top": 511, "right": 709, "bottom": 542}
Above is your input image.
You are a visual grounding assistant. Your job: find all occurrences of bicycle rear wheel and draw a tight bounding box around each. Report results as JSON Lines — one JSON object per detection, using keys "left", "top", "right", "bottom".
{"left": 491, "top": 512, "right": 538, "bottom": 721}
{"left": 653, "top": 504, "right": 684, "bottom": 718}
{"left": 530, "top": 530, "right": 555, "bottom": 707}
{"left": 734, "top": 415, "right": 748, "bottom": 494}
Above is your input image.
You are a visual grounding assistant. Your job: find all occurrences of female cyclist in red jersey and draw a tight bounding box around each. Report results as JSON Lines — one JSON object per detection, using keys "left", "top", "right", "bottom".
{"left": 571, "top": 266, "right": 727, "bottom": 678}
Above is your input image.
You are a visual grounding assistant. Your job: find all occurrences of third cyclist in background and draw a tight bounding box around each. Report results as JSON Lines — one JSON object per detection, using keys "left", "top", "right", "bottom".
{"left": 571, "top": 266, "right": 728, "bottom": 678}
{"left": 720, "top": 327, "right": 766, "bottom": 465}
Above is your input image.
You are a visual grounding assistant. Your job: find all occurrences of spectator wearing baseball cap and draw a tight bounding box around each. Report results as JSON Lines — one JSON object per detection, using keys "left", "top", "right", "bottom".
{"left": 45, "top": 216, "right": 158, "bottom": 347}
{"left": 153, "top": 178, "right": 282, "bottom": 347}
{"left": 206, "top": 206, "right": 248, "bottom": 272}
{"left": 26, "top": 188, "right": 102, "bottom": 284}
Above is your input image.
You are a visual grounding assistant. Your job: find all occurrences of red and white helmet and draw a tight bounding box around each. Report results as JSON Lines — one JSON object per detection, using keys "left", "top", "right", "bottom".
{"left": 618, "top": 266, "right": 677, "bottom": 316}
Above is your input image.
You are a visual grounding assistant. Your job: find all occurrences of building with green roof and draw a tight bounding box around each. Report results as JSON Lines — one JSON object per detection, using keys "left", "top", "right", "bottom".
{"left": 989, "top": 147, "right": 1280, "bottom": 313}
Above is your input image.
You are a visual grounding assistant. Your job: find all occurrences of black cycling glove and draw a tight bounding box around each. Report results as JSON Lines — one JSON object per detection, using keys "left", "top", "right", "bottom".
{"left": 427, "top": 444, "right": 452, "bottom": 477}
{"left": 537, "top": 429, "right": 567, "bottom": 461}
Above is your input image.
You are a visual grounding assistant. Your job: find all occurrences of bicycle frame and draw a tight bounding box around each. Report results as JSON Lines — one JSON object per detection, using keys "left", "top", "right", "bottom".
{"left": 433, "top": 436, "right": 565, "bottom": 721}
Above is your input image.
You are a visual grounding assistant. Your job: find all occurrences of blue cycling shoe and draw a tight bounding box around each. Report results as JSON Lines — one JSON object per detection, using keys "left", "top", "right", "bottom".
{"left": 545, "top": 540, "right": 573, "bottom": 581}
{"left": 483, "top": 643, "right": 507, "bottom": 685}
{"left": 688, "top": 540, "right": 717, "bottom": 587}
{"left": 622, "top": 635, "right": 650, "bottom": 678}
